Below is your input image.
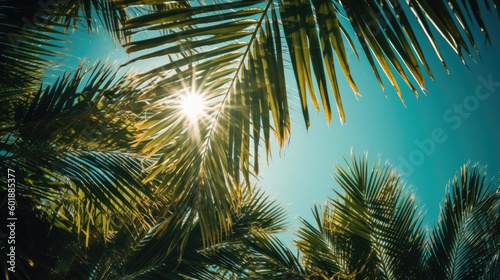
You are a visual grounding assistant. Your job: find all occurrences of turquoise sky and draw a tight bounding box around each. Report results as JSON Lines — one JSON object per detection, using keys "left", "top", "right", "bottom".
{"left": 258, "top": 9, "right": 500, "bottom": 244}
{"left": 53, "top": 5, "right": 500, "bottom": 247}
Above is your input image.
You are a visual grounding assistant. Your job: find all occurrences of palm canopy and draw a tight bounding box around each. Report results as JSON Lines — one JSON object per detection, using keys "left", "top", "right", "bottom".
{"left": 84, "top": 155, "right": 495, "bottom": 280}
{"left": 70, "top": 188, "right": 290, "bottom": 279}
{"left": 250, "top": 155, "right": 499, "bottom": 280}
{"left": 1, "top": 0, "right": 499, "bottom": 278}
{"left": 112, "top": 0, "right": 498, "bottom": 248}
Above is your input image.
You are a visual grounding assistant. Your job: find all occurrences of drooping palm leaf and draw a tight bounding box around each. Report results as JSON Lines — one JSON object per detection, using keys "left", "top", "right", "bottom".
{"left": 114, "top": 1, "right": 497, "bottom": 249}
{"left": 242, "top": 231, "right": 307, "bottom": 279}
{"left": 119, "top": 0, "right": 497, "bottom": 131}
{"left": 0, "top": 0, "right": 160, "bottom": 103}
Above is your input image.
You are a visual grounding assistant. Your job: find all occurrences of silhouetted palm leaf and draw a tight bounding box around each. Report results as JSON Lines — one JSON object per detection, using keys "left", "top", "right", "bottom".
{"left": 0, "top": 1, "right": 67, "bottom": 92}
{"left": 84, "top": 187, "right": 288, "bottom": 279}
{"left": 294, "top": 153, "right": 426, "bottom": 279}
{"left": 425, "top": 164, "right": 500, "bottom": 279}
{"left": 1, "top": 61, "right": 158, "bottom": 246}
{"left": 272, "top": 156, "right": 498, "bottom": 280}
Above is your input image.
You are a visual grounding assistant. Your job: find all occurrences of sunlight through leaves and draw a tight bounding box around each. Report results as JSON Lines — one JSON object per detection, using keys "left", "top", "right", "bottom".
{"left": 181, "top": 92, "right": 206, "bottom": 122}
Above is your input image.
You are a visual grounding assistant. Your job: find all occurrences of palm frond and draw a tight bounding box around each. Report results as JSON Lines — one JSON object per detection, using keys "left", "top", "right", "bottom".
{"left": 2, "top": 60, "right": 140, "bottom": 159}
{"left": 112, "top": 1, "right": 498, "bottom": 249}
{"left": 425, "top": 163, "right": 500, "bottom": 279}
{"left": 86, "top": 187, "right": 287, "bottom": 280}
{"left": 46, "top": 0, "right": 127, "bottom": 39}
{"left": 0, "top": 60, "right": 160, "bottom": 246}
{"left": 242, "top": 231, "right": 307, "bottom": 279}
{"left": 118, "top": 0, "right": 498, "bottom": 131}
{"left": 295, "top": 153, "right": 426, "bottom": 279}
{"left": 0, "top": 1, "right": 68, "bottom": 92}
{"left": 4, "top": 150, "right": 159, "bottom": 242}
{"left": 120, "top": 2, "right": 283, "bottom": 250}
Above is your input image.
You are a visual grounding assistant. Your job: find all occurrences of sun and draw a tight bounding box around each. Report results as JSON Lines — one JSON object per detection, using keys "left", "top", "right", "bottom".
{"left": 180, "top": 92, "right": 206, "bottom": 122}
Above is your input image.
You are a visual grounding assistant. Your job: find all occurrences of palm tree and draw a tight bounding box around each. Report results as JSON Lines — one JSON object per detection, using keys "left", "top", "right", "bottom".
{"left": 112, "top": 0, "right": 500, "bottom": 250}
{"left": 252, "top": 154, "right": 499, "bottom": 279}
{"left": 1, "top": 0, "right": 498, "bottom": 279}
{"left": 0, "top": 2, "right": 162, "bottom": 277}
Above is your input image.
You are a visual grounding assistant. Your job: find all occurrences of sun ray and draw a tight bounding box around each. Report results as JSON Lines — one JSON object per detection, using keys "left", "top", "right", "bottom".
{"left": 181, "top": 92, "right": 206, "bottom": 122}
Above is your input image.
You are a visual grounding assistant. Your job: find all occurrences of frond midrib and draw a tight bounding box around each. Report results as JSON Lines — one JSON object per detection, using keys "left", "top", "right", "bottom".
{"left": 198, "top": 0, "right": 273, "bottom": 173}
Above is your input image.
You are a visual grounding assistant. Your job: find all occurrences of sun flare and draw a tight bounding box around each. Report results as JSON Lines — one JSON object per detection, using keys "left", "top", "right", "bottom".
{"left": 181, "top": 92, "right": 206, "bottom": 122}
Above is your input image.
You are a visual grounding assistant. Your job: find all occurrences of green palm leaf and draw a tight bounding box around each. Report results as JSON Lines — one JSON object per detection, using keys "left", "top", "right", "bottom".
{"left": 86, "top": 187, "right": 287, "bottom": 279}
{"left": 1, "top": 1, "right": 499, "bottom": 278}
{"left": 113, "top": 1, "right": 496, "bottom": 249}
{"left": 1, "top": 61, "right": 158, "bottom": 245}
{"left": 425, "top": 164, "right": 500, "bottom": 279}
{"left": 0, "top": 1, "right": 67, "bottom": 93}
{"left": 295, "top": 153, "right": 426, "bottom": 279}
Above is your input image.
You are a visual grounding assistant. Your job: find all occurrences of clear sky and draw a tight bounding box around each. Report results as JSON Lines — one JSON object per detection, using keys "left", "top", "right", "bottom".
{"left": 51, "top": 5, "right": 500, "bottom": 247}
{"left": 258, "top": 8, "right": 500, "bottom": 245}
